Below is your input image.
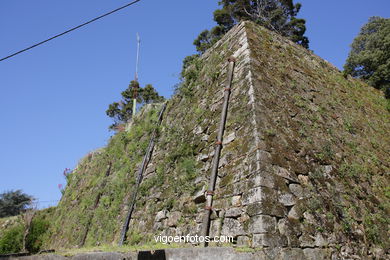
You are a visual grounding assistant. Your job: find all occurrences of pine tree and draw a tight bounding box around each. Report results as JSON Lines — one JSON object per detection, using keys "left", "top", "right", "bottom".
{"left": 0, "top": 190, "right": 33, "bottom": 218}
{"left": 194, "top": 0, "right": 309, "bottom": 53}
{"left": 106, "top": 81, "right": 165, "bottom": 129}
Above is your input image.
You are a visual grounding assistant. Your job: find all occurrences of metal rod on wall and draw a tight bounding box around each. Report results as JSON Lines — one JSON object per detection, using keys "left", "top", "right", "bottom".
{"left": 201, "top": 57, "right": 236, "bottom": 247}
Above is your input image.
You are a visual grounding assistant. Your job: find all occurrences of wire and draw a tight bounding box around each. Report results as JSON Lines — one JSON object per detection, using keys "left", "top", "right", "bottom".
{"left": 0, "top": 0, "right": 142, "bottom": 62}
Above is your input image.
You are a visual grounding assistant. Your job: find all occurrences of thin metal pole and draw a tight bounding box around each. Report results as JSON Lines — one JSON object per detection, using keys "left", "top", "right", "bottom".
{"left": 132, "top": 33, "right": 141, "bottom": 116}
{"left": 118, "top": 104, "right": 167, "bottom": 246}
{"left": 135, "top": 33, "right": 140, "bottom": 82}
{"left": 201, "top": 57, "right": 236, "bottom": 247}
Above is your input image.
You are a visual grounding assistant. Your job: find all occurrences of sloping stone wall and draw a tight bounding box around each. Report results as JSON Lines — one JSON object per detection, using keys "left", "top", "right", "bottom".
{"left": 125, "top": 22, "right": 389, "bottom": 259}
{"left": 44, "top": 21, "right": 389, "bottom": 260}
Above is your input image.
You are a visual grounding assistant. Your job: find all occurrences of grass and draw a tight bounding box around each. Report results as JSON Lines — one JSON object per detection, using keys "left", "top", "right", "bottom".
{"left": 55, "top": 242, "right": 190, "bottom": 257}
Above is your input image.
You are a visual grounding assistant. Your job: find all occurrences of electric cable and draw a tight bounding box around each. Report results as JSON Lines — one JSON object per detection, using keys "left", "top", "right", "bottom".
{"left": 0, "top": 0, "right": 141, "bottom": 62}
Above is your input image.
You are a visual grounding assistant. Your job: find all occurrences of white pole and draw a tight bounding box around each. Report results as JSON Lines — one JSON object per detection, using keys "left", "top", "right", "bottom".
{"left": 133, "top": 33, "right": 141, "bottom": 116}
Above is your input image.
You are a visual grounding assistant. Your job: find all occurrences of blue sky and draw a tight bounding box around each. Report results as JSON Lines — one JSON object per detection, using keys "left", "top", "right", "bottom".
{"left": 0, "top": 0, "right": 389, "bottom": 208}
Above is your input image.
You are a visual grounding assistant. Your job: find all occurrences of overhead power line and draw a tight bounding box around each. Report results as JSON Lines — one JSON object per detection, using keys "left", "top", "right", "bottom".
{"left": 0, "top": 0, "right": 141, "bottom": 62}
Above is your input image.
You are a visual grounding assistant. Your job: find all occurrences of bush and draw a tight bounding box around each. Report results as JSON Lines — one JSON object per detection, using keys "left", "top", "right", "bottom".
{"left": 26, "top": 218, "right": 50, "bottom": 253}
{"left": 0, "top": 224, "right": 23, "bottom": 254}
{"left": 0, "top": 217, "right": 49, "bottom": 254}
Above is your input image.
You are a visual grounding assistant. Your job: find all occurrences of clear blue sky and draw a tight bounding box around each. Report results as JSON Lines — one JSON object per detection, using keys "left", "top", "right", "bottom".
{"left": 0, "top": 1, "right": 389, "bottom": 208}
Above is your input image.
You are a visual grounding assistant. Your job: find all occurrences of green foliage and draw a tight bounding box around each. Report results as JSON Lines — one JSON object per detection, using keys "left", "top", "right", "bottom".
{"left": 126, "top": 230, "right": 143, "bottom": 246}
{"left": 106, "top": 81, "right": 165, "bottom": 129}
{"left": 0, "top": 223, "right": 23, "bottom": 254}
{"left": 364, "top": 213, "right": 388, "bottom": 245}
{"left": 176, "top": 56, "right": 203, "bottom": 97}
{"left": 344, "top": 17, "right": 390, "bottom": 98}
{"left": 26, "top": 217, "right": 50, "bottom": 253}
{"left": 142, "top": 84, "right": 165, "bottom": 104}
{"left": 339, "top": 162, "right": 368, "bottom": 179}
{"left": 0, "top": 190, "right": 33, "bottom": 218}
{"left": 194, "top": 0, "right": 309, "bottom": 53}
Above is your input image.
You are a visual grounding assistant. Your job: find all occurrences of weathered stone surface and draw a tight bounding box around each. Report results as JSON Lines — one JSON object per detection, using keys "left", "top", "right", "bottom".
{"left": 249, "top": 215, "right": 276, "bottom": 233}
{"left": 145, "top": 165, "right": 156, "bottom": 175}
{"left": 210, "top": 219, "right": 222, "bottom": 237}
{"left": 155, "top": 210, "right": 168, "bottom": 222}
{"left": 221, "top": 218, "right": 245, "bottom": 237}
{"left": 237, "top": 236, "right": 250, "bottom": 247}
{"left": 193, "top": 186, "right": 206, "bottom": 204}
{"left": 225, "top": 207, "right": 242, "bottom": 218}
{"left": 289, "top": 184, "right": 304, "bottom": 199}
{"left": 194, "top": 126, "right": 203, "bottom": 135}
{"left": 277, "top": 219, "right": 301, "bottom": 247}
{"left": 242, "top": 186, "right": 278, "bottom": 205}
{"left": 246, "top": 201, "right": 287, "bottom": 217}
{"left": 196, "top": 212, "right": 205, "bottom": 223}
{"left": 223, "top": 132, "right": 236, "bottom": 145}
{"left": 247, "top": 172, "right": 280, "bottom": 189}
{"left": 152, "top": 218, "right": 162, "bottom": 229}
{"left": 298, "top": 175, "right": 310, "bottom": 186}
{"left": 303, "top": 248, "right": 329, "bottom": 260}
{"left": 274, "top": 166, "right": 299, "bottom": 182}
{"left": 252, "top": 233, "right": 287, "bottom": 248}
{"left": 322, "top": 165, "right": 333, "bottom": 178}
{"left": 197, "top": 153, "right": 210, "bottom": 162}
{"left": 279, "top": 248, "right": 305, "bottom": 260}
{"left": 231, "top": 195, "right": 242, "bottom": 207}
{"left": 167, "top": 211, "right": 182, "bottom": 227}
{"left": 201, "top": 134, "right": 209, "bottom": 142}
{"left": 314, "top": 233, "right": 328, "bottom": 247}
{"left": 299, "top": 233, "right": 316, "bottom": 248}
{"left": 278, "top": 192, "right": 297, "bottom": 206}
{"left": 303, "top": 211, "right": 316, "bottom": 224}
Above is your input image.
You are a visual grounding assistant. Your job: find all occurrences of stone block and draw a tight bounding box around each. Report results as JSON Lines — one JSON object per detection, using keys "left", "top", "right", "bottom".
{"left": 249, "top": 215, "right": 276, "bottom": 233}
{"left": 242, "top": 186, "right": 277, "bottom": 205}
{"left": 289, "top": 183, "right": 304, "bottom": 199}
{"left": 315, "top": 233, "right": 328, "bottom": 247}
{"left": 247, "top": 172, "right": 276, "bottom": 189}
{"left": 246, "top": 201, "right": 287, "bottom": 217}
{"left": 209, "top": 219, "right": 222, "bottom": 237}
{"left": 252, "top": 233, "right": 287, "bottom": 248}
{"left": 236, "top": 236, "right": 250, "bottom": 247}
{"left": 274, "top": 166, "right": 299, "bottom": 182}
{"left": 167, "top": 211, "right": 182, "bottom": 227}
{"left": 154, "top": 209, "right": 168, "bottom": 222}
{"left": 225, "top": 207, "right": 242, "bottom": 218}
{"left": 278, "top": 192, "right": 297, "bottom": 206}
{"left": 196, "top": 212, "right": 204, "bottom": 223}
{"left": 232, "top": 195, "right": 242, "bottom": 206}
{"left": 303, "top": 248, "right": 329, "bottom": 260}
{"left": 193, "top": 186, "right": 206, "bottom": 204}
{"left": 221, "top": 218, "right": 245, "bottom": 237}
{"left": 223, "top": 132, "right": 236, "bottom": 145}
{"left": 279, "top": 248, "right": 305, "bottom": 260}
{"left": 299, "top": 233, "right": 316, "bottom": 248}
{"left": 287, "top": 205, "right": 301, "bottom": 220}
{"left": 277, "top": 218, "right": 301, "bottom": 247}
{"left": 153, "top": 222, "right": 162, "bottom": 230}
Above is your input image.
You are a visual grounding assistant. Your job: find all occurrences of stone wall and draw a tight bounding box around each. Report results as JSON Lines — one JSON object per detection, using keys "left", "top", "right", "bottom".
{"left": 44, "top": 21, "right": 389, "bottom": 260}
{"left": 125, "top": 22, "right": 389, "bottom": 259}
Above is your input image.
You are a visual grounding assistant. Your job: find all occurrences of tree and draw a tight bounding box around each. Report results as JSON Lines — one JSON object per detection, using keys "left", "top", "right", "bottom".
{"left": 194, "top": 0, "right": 309, "bottom": 53}
{"left": 0, "top": 190, "right": 33, "bottom": 218}
{"left": 344, "top": 17, "right": 390, "bottom": 98}
{"left": 106, "top": 81, "right": 165, "bottom": 129}
{"left": 142, "top": 84, "right": 165, "bottom": 104}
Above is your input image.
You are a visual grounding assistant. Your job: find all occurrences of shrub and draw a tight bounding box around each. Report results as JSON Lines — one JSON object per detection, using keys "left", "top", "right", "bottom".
{"left": 0, "top": 224, "right": 24, "bottom": 254}
{"left": 26, "top": 218, "right": 50, "bottom": 253}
